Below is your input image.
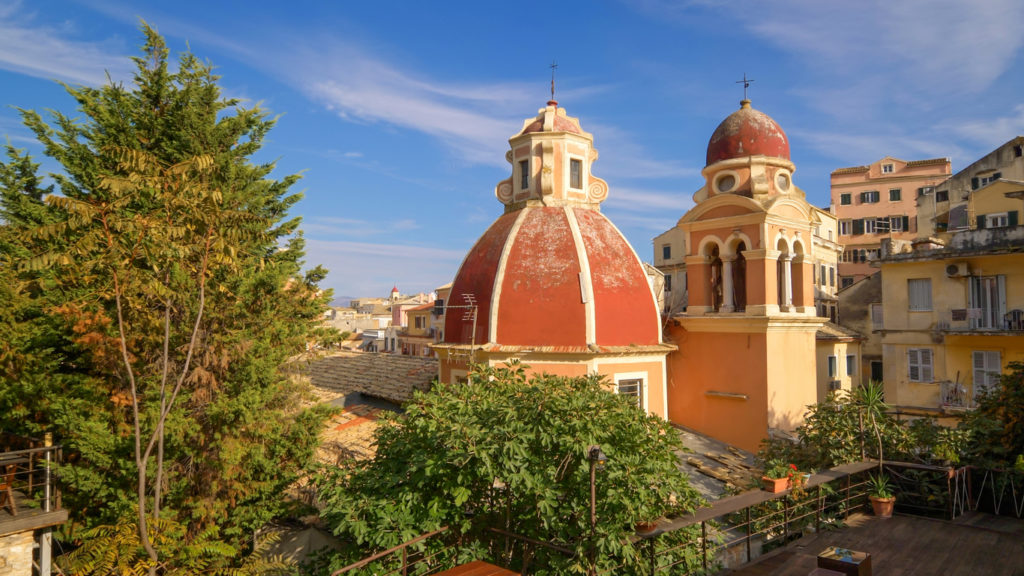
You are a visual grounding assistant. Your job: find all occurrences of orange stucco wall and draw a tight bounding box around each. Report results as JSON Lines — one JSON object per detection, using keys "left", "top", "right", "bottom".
{"left": 665, "top": 328, "right": 769, "bottom": 451}
{"left": 440, "top": 354, "right": 668, "bottom": 418}
{"left": 665, "top": 322, "right": 819, "bottom": 452}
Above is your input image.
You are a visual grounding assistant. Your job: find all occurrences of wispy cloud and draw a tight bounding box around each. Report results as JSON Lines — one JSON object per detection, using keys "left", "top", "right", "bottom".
{"left": 0, "top": 2, "right": 133, "bottom": 87}
{"left": 306, "top": 238, "right": 465, "bottom": 297}
{"left": 605, "top": 187, "right": 692, "bottom": 212}
{"left": 788, "top": 127, "right": 960, "bottom": 168}
{"left": 304, "top": 216, "right": 421, "bottom": 237}
{"left": 944, "top": 104, "right": 1024, "bottom": 148}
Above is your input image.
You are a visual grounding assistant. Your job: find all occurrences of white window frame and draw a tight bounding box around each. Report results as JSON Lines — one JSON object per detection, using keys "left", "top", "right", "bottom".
{"left": 847, "top": 354, "right": 857, "bottom": 376}
{"left": 864, "top": 219, "right": 877, "bottom": 234}
{"left": 908, "top": 278, "right": 932, "bottom": 311}
{"left": 882, "top": 163, "right": 894, "bottom": 174}
{"left": 569, "top": 157, "right": 583, "bottom": 190}
{"left": 890, "top": 216, "right": 904, "bottom": 232}
{"left": 986, "top": 212, "right": 1009, "bottom": 228}
{"left": 827, "top": 355, "right": 837, "bottom": 378}
{"left": 870, "top": 303, "right": 883, "bottom": 330}
{"left": 614, "top": 372, "right": 648, "bottom": 412}
{"left": 840, "top": 220, "right": 852, "bottom": 235}
{"left": 968, "top": 275, "right": 1006, "bottom": 329}
{"left": 972, "top": 350, "right": 1001, "bottom": 399}
{"left": 908, "top": 348, "right": 933, "bottom": 382}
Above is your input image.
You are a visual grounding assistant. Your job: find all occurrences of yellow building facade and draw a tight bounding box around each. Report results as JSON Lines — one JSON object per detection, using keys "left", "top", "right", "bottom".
{"left": 878, "top": 221, "right": 1024, "bottom": 411}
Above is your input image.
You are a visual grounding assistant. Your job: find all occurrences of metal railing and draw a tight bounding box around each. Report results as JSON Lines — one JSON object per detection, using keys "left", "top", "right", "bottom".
{"left": 939, "top": 380, "right": 972, "bottom": 409}
{"left": 326, "top": 460, "right": 1021, "bottom": 575}
{"left": 1, "top": 432, "right": 62, "bottom": 517}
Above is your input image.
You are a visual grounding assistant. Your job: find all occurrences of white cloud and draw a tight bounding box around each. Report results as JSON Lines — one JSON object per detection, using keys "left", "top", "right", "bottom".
{"left": 734, "top": 0, "right": 1024, "bottom": 95}
{"left": 305, "top": 238, "right": 465, "bottom": 297}
{"left": 604, "top": 187, "right": 692, "bottom": 212}
{"left": 0, "top": 3, "right": 133, "bottom": 87}
{"left": 304, "top": 216, "right": 421, "bottom": 237}
{"left": 788, "top": 127, "right": 960, "bottom": 167}
{"left": 944, "top": 104, "right": 1024, "bottom": 147}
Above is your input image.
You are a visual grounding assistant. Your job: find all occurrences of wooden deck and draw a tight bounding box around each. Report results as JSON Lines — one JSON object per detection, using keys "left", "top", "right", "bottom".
{"left": 0, "top": 491, "right": 67, "bottom": 537}
{"left": 722, "top": 512, "right": 1024, "bottom": 575}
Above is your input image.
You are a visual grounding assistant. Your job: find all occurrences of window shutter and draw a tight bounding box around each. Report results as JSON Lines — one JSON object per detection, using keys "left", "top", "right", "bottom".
{"left": 908, "top": 349, "right": 920, "bottom": 381}
{"left": 973, "top": 351, "right": 985, "bottom": 393}
{"left": 977, "top": 215, "right": 986, "bottom": 229}
{"left": 853, "top": 219, "right": 864, "bottom": 235}
{"left": 998, "top": 275, "right": 1006, "bottom": 322}
{"left": 993, "top": 172, "right": 1002, "bottom": 180}
{"left": 921, "top": 349, "right": 933, "bottom": 381}
{"left": 971, "top": 177, "right": 979, "bottom": 189}
{"left": 1010, "top": 211, "right": 1019, "bottom": 227}
{"left": 903, "top": 216, "right": 910, "bottom": 232}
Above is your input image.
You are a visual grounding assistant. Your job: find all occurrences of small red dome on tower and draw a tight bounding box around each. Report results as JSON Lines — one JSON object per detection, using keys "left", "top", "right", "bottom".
{"left": 706, "top": 100, "right": 790, "bottom": 166}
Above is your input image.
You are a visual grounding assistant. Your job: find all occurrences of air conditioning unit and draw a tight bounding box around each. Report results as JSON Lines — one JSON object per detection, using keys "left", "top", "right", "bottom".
{"left": 828, "top": 380, "right": 842, "bottom": 392}
{"left": 945, "top": 262, "right": 970, "bottom": 277}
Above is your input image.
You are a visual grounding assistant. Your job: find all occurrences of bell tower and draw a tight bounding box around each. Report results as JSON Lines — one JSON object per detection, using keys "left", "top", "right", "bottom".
{"left": 663, "top": 99, "right": 825, "bottom": 451}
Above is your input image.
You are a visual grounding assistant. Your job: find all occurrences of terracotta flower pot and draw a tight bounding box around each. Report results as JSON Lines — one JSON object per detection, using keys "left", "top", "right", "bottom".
{"left": 869, "top": 495, "right": 895, "bottom": 518}
{"left": 762, "top": 476, "right": 790, "bottom": 493}
{"left": 635, "top": 520, "right": 659, "bottom": 534}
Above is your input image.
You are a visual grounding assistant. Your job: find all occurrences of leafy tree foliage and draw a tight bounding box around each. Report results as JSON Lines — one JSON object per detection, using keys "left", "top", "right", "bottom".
{"left": 962, "top": 361, "right": 1024, "bottom": 469}
{"left": 0, "top": 24, "right": 332, "bottom": 569}
{"left": 759, "top": 382, "right": 967, "bottom": 473}
{"left": 317, "top": 363, "right": 703, "bottom": 574}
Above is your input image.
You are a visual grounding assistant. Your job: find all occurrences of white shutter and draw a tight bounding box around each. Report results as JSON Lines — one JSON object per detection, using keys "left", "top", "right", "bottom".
{"left": 998, "top": 276, "right": 1007, "bottom": 325}
{"left": 908, "top": 349, "right": 920, "bottom": 381}
{"left": 921, "top": 349, "right": 933, "bottom": 381}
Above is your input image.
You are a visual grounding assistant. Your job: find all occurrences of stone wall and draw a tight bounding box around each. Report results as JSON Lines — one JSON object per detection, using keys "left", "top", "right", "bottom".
{"left": 0, "top": 531, "right": 33, "bottom": 576}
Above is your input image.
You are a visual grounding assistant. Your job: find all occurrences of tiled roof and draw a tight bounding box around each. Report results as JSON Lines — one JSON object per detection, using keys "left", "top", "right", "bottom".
{"left": 905, "top": 157, "right": 950, "bottom": 167}
{"left": 308, "top": 352, "right": 438, "bottom": 404}
{"left": 816, "top": 322, "right": 862, "bottom": 340}
{"left": 831, "top": 165, "right": 869, "bottom": 175}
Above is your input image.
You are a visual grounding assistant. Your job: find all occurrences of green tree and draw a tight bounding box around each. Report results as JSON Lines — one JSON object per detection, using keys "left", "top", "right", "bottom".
{"left": 317, "top": 363, "right": 703, "bottom": 575}
{"left": 1, "top": 25, "right": 331, "bottom": 570}
{"left": 963, "top": 361, "right": 1024, "bottom": 469}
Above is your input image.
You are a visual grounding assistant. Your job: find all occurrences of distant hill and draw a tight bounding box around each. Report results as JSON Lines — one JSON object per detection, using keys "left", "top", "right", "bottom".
{"left": 331, "top": 297, "right": 355, "bottom": 308}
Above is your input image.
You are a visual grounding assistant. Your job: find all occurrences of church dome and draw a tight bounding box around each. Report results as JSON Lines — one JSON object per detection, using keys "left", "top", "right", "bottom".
{"left": 444, "top": 205, "right": 660, "bottom": 349}
{"left": 706, "top": 100, "right": 790, "bottom": 166}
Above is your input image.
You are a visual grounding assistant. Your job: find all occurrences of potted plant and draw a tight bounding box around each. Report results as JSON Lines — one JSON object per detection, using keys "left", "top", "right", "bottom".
{"left": 761, "top": 459, "right": 793, "bottom": 492}
{"left": 867, "top": 473, "right": 895, "bottom": 517}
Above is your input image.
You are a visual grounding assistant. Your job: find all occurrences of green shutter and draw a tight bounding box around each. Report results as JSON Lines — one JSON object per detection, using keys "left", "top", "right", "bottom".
{"left": 977, "top": 215, "right": 986, "bottom": 229}
{"left": 971, "top": 177, "right": 979, "bottom": 189}
{"left": 853, "top": 219, "right": 864, "bottom": 235}
{"left": 902, "top": 216, "right": 909, "bottom": 231}
{"left": 1010, "top": 211, "right": 1019, "bottom": 227}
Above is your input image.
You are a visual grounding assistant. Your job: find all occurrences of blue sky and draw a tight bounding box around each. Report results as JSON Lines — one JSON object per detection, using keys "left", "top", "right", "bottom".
{"left": 3, "top": 1, "right": 1024, "bottom": 300}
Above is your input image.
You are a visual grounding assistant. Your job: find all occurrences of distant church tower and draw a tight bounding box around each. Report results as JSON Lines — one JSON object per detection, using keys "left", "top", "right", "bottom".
{"left": 664, "top": 99, "right": 826, "bottom": 451}
{"left": 434, "top": 100, "right": 675, "bottom": 417}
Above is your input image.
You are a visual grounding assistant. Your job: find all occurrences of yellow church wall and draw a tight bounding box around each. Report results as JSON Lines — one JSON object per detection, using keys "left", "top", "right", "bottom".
{"left": 665, "top": 326, "right": 769, "bottom": 452}
{"left": 765, "top": 328, "right": 819, "bottom": 434}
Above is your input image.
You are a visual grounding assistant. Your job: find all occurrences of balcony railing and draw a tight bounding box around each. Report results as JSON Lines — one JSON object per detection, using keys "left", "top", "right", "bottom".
{"left": 940, "top": 380, "right": 972, "bottom": 410}
{"left": 327, "top": 460, "right": 1020, "bottom": 575}
{"left": 1, "top": 432, "right": 64, "bottom": 525}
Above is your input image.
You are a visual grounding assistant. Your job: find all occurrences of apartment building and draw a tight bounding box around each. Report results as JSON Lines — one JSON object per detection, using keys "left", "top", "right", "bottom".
{"left": 831, "top": 156, "right": 951, "bottom": 287}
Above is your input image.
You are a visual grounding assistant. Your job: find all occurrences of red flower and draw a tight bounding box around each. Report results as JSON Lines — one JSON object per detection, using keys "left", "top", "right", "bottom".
{"left": 789, "top": 463, "right": 798, "bottom": 471}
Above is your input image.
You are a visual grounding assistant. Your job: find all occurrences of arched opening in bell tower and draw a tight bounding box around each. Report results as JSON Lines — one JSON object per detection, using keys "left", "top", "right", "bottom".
{"left": 730, "top": 240, "right": 747, "bottom": 312}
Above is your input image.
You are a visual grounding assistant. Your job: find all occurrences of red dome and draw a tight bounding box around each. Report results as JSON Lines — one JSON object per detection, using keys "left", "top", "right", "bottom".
{"left": 706, "top": 100, "right": 789, "bottom": 165}
{"left": 444, "top": 206, "right": 660, "bottom": 349}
